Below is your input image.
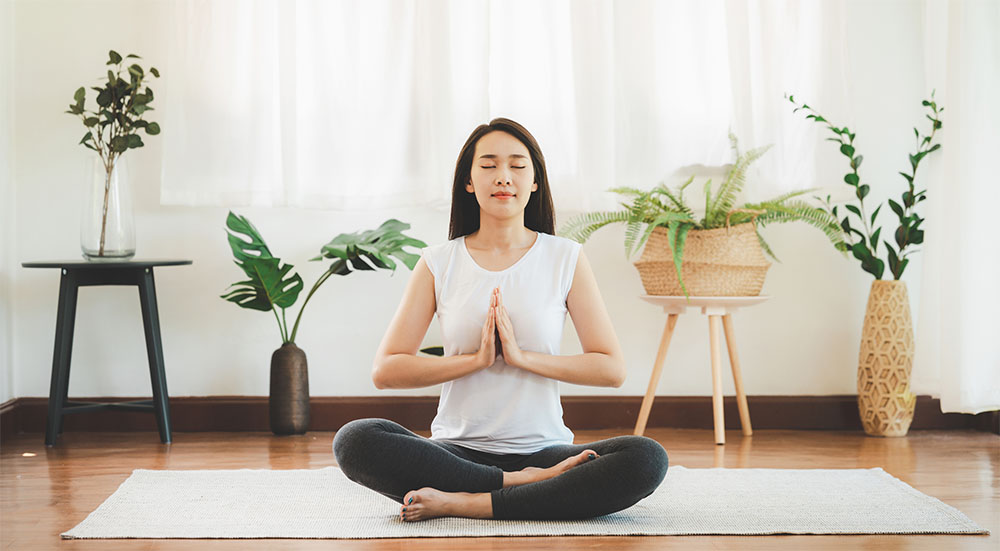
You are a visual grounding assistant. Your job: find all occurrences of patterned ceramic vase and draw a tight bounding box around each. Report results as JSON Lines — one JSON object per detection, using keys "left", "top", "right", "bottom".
{"left": 857, "top": 280, "right": 916, "bottom": 436}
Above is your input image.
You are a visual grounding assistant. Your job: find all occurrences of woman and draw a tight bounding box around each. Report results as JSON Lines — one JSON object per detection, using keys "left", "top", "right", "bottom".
{"left": 333, "top": 118, "right": 668, "bottom": 522}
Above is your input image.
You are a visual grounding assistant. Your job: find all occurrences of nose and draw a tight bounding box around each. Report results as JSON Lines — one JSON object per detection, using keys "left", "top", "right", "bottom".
{"left": 495, "top": 170, "right": 512, "bottom": 185}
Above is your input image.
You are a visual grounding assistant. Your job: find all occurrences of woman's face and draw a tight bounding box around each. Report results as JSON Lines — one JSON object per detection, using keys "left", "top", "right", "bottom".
{"left": 466, "top": 130, "right": 538, "bottom": 217}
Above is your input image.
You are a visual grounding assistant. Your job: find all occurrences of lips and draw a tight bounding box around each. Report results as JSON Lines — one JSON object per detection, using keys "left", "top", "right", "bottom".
{"left": 492, "top": 193, "right": 515, "bottom": 197}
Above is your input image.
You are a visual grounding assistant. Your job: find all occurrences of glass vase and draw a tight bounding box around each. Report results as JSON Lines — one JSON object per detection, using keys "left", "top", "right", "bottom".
{"left": 81, "top": 155, "right": 135, "bottom": 261}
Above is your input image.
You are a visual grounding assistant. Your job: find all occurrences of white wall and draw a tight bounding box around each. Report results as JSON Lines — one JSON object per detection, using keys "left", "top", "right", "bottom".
{"left": 1, "top": 0, "right": 15, "bottom": 404}
{"left": 9, "top": 0, "right": 936, "bottom": 400}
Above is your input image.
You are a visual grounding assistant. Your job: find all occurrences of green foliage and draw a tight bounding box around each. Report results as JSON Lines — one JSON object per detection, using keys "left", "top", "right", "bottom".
{"left": 67, "top": 51, "right": 162, "bottom": 256}
{"left": 558, "top": 134, "right": 846, "bottom": 297}
{"left": 787, "top": 92, "right": 943, "bottom": 280}
{"left": 221, "top": 212, "right": 427, "bottom": 344}
{"left": 66, "top": 50, "right": 161, "bottom": 168}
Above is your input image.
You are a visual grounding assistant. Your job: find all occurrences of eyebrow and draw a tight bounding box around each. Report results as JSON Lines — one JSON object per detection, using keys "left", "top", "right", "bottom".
{"left": 478, "top": 154, "right": 529, "bottom": 160}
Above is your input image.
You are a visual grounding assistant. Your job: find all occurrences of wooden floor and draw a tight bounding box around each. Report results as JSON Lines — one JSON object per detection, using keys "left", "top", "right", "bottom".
{"left": 1, "top": 428, "right": 996, "bottom": 550}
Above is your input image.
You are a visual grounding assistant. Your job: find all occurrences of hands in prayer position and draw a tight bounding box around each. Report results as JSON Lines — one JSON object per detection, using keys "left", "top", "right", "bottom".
{"left": 474, "top": 287, "right": 525, "bottom": 369}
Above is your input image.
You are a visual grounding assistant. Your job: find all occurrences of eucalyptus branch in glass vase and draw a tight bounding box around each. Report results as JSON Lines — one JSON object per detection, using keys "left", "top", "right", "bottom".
{"left": 65, "top": 50, "right": 160, "bottom": 259}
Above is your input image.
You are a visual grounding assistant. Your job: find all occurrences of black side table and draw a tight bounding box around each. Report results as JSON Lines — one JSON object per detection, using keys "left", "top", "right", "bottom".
{"left": 22, "top": 260, "right": 192, "bottom": 446}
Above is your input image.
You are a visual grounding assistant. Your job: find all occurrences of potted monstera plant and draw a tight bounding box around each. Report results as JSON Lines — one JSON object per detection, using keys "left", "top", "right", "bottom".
{"left": 787, "top": 92, "right": 943, "bottom": 438}
{"left": 559, "top": 134, "right": 846, "bottom": 298}
{"left": 221, "top": 212, "right": 427, "bottom": 435}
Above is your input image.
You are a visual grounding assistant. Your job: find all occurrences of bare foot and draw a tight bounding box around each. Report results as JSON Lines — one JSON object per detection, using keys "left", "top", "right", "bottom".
{"left": 399, "top": 488, "right": 492, "bottom": 522}
{"left": 505, "top": 449, "right": 599, "bottom": 487}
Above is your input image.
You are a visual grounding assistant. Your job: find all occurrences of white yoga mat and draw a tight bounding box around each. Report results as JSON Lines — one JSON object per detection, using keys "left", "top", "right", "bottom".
{"left": 62, "top": 465, "right": 988, "bottom": 539}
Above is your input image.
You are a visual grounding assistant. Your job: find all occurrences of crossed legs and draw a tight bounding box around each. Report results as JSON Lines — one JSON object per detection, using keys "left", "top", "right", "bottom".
{"left": 332, "top": 418, "right": 669, "bottom": 521}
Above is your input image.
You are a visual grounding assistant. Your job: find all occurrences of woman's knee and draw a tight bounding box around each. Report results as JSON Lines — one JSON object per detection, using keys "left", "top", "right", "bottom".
{"left": 332, "top": 418, "right": 392, "bottom": 470}
{"left": 623, "top": 436, "right": 669, "bottom": 494}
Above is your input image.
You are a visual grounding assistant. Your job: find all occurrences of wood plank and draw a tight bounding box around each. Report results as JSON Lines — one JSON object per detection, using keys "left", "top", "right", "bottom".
{"left": 1, "top": 428, "right": 996, "bottom": 550}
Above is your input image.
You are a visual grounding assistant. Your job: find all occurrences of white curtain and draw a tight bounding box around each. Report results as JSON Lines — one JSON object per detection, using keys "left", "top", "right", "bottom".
{"left": 160, "top": 0, "right": 848, "bottom": 212}
{"left": 911, "top": 0, "right": 1000, "bottom": 414}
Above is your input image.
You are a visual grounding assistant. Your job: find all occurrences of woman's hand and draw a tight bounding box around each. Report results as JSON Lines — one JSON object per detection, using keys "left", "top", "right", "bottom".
{"left": 493, "top": 287, "right": 526, "bottom": 368}
{"left": 474, "top": 292, "right": 498, "bottom": 368}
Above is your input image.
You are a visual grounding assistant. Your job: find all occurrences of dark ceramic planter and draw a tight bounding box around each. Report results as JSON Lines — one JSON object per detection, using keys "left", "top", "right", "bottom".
{"left": 269, "top": 342, "right": 310, "bottom": 435}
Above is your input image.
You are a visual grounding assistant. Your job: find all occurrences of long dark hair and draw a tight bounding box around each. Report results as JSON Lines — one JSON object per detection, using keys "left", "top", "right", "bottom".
{"left": 448, "top": 118, "right": 555, "bottom": 240}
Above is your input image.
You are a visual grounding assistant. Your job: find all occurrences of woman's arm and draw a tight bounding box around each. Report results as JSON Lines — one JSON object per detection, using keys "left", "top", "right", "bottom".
{"left": 510, "top": 250, "right": 626, "bottom": 387}
{"left": 372, "top": 256, "right": 488, "bottom": 389}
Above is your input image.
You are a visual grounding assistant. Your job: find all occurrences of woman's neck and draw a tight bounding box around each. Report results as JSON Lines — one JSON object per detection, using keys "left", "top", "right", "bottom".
{"left": 468, "top": 217, "right": 535, "bottom": 252}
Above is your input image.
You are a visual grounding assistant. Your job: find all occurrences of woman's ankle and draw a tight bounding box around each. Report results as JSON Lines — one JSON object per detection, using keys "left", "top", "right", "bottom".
{"left": 461, "top": 492, "right": 494, "bottom": 519}
{"left": 502, "top": 466, "right": 552, "bottom": 487}
{"left": 502, "top": 470, "right": 530, "bottom": 487}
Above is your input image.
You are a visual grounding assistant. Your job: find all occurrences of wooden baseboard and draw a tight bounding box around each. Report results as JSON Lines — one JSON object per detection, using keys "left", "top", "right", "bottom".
{"left": 1, "top": 395, "right": 996, "bottom": 442}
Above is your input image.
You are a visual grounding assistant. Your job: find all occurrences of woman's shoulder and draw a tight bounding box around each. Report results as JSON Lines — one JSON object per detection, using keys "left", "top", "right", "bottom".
{"left": 423, "top": 235, "right": 462, "bottom": 253}
{"left": 420, "top": 237, "right": 462, "bottom": 274}
{"left": 540, "top": 232, "right": 583, "bottom": 255}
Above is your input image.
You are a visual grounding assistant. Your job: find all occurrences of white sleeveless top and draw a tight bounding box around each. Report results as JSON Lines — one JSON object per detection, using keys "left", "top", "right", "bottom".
{"left": 422, "top": 231, "right": 581, "bottom": 454}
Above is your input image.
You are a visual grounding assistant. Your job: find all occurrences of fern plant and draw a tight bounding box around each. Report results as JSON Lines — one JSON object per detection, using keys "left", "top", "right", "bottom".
{"left": 559, "top": 133, "right": 846, "bottom": 296}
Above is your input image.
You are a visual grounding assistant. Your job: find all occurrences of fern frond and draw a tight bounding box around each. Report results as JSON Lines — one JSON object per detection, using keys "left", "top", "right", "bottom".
{"left": 760, "top": 188, "right": 818, "bottom": 206}
{"left": 756, "top": 228, "right": 779, "bottom": 262}
{"left": 702, "top": 179, "right": 713, "bottom": 227}
{"left": 621, "top": 189, "right": 688, "bottom": 225}
{"left": 647, "top": 196, "right": 679, "bottom": 219}
{"left": 676, "top": 175, "right": 695, "bottom": 214}
{"left": 666, "top": 220, "right": 694, "bottom": 298}
{"left": 649, "top": 179, "right": 694, "bottom": 216}
{"left": 584, "top": 211, "right": 633, "bottom": 241}
{"left": 749, "top": 200, "right": 847, "bottom": 251}
{"left": 628, "top": 212, "right": 695, "bottom": 259}
{"left": 558, "top": 211, "right": 631, "bottom": 243}
{"left": 707, "top": 134, "right": 773, "bottom": 227}
{"left": 679, "top": 174, "right": 696, "bottom": 193}
{"left": 557, "top": 212, "right": 599, "bottom": 240}
{"left": 627, "top": 196, "right": 657, "bottom": 224}
{"left": 607, "top": 186, "right": 650, "bottom": 198}
{"left": 624, "top": 220, "right": 645, "bottom": 257}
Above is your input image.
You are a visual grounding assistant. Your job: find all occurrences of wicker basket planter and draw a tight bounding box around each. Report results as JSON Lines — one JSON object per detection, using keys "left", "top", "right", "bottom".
{"left": 633, "top": 223, "right": 770, "bottom": 296}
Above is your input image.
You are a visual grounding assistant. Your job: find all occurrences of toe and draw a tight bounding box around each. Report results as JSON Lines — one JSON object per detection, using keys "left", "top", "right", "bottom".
{"left": 566, "top": 449, "right": 598, "bottom": 467}
{"left": 403, "top": 503, "right": 422, "bottom": 522}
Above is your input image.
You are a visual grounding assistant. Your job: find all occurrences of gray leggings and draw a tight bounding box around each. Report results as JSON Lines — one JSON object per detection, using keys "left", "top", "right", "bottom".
{"left": 332, "top": 418, "right": 669, "bottom": 520}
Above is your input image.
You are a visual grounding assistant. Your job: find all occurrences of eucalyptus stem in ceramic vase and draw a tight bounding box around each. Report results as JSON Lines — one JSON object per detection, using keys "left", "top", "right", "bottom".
{"left": 788, "top": 92, "right": 944, "bottom": 437}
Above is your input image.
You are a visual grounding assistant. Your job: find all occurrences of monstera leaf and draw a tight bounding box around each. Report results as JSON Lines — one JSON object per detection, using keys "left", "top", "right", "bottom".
{"left": 221, "top": 211, "right": 427, "bottom": 345}
{"left": 221, "top": 212, "right": 304, "bottom": 312}
{"left": 221, "top": 256, "right": 304, "bottom": 311}
{"left": 224, "top": 212, "right": 274, "bottom": 264}
{"left": 312, "top": 218, "right": 426, "bottom": 275}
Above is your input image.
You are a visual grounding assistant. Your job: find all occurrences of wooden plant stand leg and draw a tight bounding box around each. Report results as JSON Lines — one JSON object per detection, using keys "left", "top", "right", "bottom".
{"left": 722, "top": 313, "right": 753, "bottom": 437}
{"left": 708, "top": 315, "right": 725, "bottom": 445}
{"left": 633, "top": 313, "right": 679, "bottom": 437}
